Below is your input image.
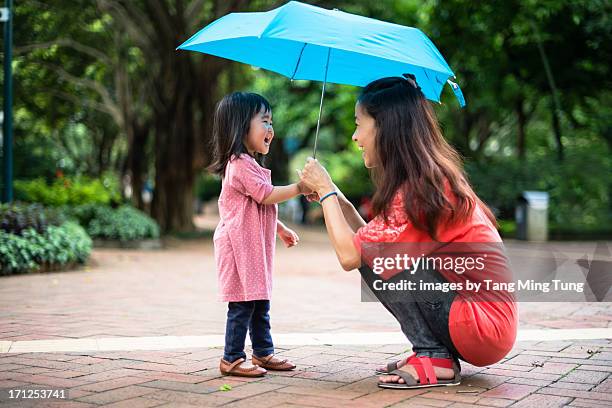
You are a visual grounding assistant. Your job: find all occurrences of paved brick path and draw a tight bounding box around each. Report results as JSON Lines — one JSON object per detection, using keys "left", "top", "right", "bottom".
{"left": 0, "top": 340, "right": 611, "bottom": 407}
{"left": 0, "top": 221, "right": 610, "bottom": 406}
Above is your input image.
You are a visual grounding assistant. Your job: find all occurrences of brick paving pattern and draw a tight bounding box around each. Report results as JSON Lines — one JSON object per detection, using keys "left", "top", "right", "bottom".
{"left": 0, "top": 340, "right": 610, "bottom": 407}
{"left": 1, "top": 221, "right": 610, "bottom": 406}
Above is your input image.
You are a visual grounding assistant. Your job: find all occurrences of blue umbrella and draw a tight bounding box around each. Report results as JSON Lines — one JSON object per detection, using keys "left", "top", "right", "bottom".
{"left": 178, "top": 1, "right": 465, "bottom": 156}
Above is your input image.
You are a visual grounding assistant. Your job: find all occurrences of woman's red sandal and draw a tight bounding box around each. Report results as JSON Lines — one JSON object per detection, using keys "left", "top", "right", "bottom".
{"left": 374, "top": 352, "right": 416, "bottom": 375}
{"left": 377, "top": 355, "right": 461, "bottom": 389}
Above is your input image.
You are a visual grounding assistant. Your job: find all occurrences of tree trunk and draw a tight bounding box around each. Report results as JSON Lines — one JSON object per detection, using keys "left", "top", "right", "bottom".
{"left": 125, "top": 122, "right": 149, "bottom": 210}
{"left": 100, "top": 0, "right": 249, "bottom": 232}
{"left": 551, "top": 101, "right": 564, "bottom": 161}
{"left": 151, "top": 118, "right": 197, "bottom": 233}
{"left": 531, "top": 20, "right": 564, "bottom": 162}
{"left": 516, "top": 98, "right": 526, "bottom": 160}
{"left": 267, "top": 138, "right": 289, "bottom": 184}
{"left": 151, "top": 62, "right": 198, "bottom": 233}
{"left": 150, "top": 49, "right": 225, "bottom": 233}
{"left": 474, "top": 115, "right": 492, "bottom": 157}
{"left": 453, "top": 110, "right": 474, "bottom": 158}
{"left": 97, "top": 128, "right": 116, "bottom": 177}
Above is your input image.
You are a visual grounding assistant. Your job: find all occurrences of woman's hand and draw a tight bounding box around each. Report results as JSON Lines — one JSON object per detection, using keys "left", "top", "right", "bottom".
{"left": 299, "top": 158, "right": 335, "bottom": 196}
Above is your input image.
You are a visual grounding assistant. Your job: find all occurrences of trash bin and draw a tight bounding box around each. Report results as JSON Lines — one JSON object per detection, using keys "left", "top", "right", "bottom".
{"left": 516, "top": 191, "right": 549, "bottom": 241}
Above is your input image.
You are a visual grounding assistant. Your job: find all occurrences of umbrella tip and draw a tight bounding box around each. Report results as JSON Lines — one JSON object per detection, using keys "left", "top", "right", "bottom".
{"left": 447, "top": 79, "right": 466, "bottom": 108}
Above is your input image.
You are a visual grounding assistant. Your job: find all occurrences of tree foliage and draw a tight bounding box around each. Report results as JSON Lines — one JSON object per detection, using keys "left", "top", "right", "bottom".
{"left": 5, "top": 0, "right": 610, "bottom": 233}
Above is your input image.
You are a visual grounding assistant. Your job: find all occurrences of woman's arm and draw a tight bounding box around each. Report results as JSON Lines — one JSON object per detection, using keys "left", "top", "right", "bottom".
{"left": 335, "top": 187, "right": 367, "bottom": 232}
{"left": 305, "top": 184, "right": 366, "bottom": 232}
{"left": 300, "top": 159, "right": 361, "bottom": 271}
{"left": 319, "top": 194, "right": 362, "bottom": 271}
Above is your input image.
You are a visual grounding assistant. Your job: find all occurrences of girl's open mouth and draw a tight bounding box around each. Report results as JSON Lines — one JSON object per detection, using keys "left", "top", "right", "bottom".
{"left": 264, "top": 137, "right": 271, "bottom": 146}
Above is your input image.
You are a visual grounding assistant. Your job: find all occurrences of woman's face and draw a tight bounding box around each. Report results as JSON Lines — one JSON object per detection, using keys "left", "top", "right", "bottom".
{"left": 245, "top": 108, "right": 274, "bottom": 155}
{"left": 352, "top": 103, "right": 378, "bottom": 168}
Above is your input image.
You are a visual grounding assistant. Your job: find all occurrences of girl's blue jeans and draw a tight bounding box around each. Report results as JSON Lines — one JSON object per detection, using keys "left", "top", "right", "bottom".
{"left": 223, "top": 300, "right": 274, "bottom": 363}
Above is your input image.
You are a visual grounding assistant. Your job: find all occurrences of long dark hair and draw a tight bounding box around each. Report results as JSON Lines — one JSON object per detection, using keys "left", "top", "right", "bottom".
{"left": 358, "top": 76, "right": 496, "bottom": 240}
{"left": 207, "top": 92, "right": 271, "bottom": 176}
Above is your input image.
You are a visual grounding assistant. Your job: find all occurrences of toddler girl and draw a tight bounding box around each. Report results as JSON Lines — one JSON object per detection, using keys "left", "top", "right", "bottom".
{"left": 208, "top": 92, "right": 306, "bottom": 377}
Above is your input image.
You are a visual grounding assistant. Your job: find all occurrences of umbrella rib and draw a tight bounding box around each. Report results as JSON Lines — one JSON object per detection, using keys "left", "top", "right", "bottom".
{"left": 313, "top": 47, "right": 331, "bottom": 159}
{"left": 290, "top": 43, "right": 308, "bottom": 80}
{"left": 420, "top": 68, "right": 438, "bottom": 103}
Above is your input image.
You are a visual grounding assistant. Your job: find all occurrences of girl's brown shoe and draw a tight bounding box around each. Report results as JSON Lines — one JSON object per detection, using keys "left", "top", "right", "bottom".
{"left": 219, "top": 357, "right": 267, "bottom": 377}
{"left": 252, "top": 354, "right": 296, "bottom": 371}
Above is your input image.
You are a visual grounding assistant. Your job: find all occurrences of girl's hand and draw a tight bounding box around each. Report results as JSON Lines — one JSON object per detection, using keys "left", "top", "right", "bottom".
{"left": 299, "top": 158, "right": 334, "bottom": 196}
{"left": 297, "top": 180, "right": 314, "bottom": 195}
{"left": 278, "top": 226, "right": 299, "bottom": 248}
{"left": 305, "top": 192, "right": 320, "bottom": 202}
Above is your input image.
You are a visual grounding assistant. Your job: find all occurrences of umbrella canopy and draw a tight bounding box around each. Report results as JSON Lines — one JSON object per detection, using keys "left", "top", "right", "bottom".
{"left": 178, "top": 1, "right": 465, "bottom": 156}
{"left": 178, "top": 1, "right": 464, "bottom": 106}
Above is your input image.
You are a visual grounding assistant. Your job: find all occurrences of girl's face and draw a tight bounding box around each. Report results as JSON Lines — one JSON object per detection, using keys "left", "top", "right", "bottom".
{"left": 352, "top": 103, "right": 378, "bottom": 168}
{"left": 245, "top": 108, "right": 274, "bottom": 155}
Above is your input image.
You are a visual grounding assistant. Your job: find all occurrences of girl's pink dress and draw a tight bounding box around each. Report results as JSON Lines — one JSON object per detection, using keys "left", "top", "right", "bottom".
{"left": 213, "top": 154, "right": 278, "bottom": 302}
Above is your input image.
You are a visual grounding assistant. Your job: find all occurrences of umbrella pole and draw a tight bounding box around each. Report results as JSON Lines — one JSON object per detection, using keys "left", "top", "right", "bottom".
{"left": 313, "top": 48, "right": 331, "bottom": 159}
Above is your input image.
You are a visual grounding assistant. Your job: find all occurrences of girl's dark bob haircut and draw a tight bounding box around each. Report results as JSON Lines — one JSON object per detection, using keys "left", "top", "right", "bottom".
{"left": 208, "top": 92, "right": 271, "bottom": 176}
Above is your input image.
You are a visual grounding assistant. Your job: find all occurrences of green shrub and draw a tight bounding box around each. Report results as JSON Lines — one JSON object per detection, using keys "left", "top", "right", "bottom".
{"left": 466, "top": 150, "right": 611, "bottom": 231}
{"left": 0, "top": 233, "right": 38, "bottom": 273}
{"left": 63, "top": 203, "right": 104, "bottom": 228}
{"left": 0, "top": 221, "right": 92, "bottom": 275}
{"left": 15, "top": 174, "right": 121, "bottom": 206}
{"left": 66, "top": 204, "right": 160, "bottom": 241}
{"left": 0, "top": 203, "right": 65, "bottom": 235}
{"left": 497, "top": 219, "right": 516, "bottom": 238}
{"left": 196, "top": 173, "right": 222, "bottom": 202}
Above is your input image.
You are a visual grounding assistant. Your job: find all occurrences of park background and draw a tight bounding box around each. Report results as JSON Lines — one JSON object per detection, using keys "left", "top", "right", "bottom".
{"left": 1, "top": 1, "right": 611, "bottom": 272}
{"left": 1, "top": 2, "right": 611, "bottom": 407}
